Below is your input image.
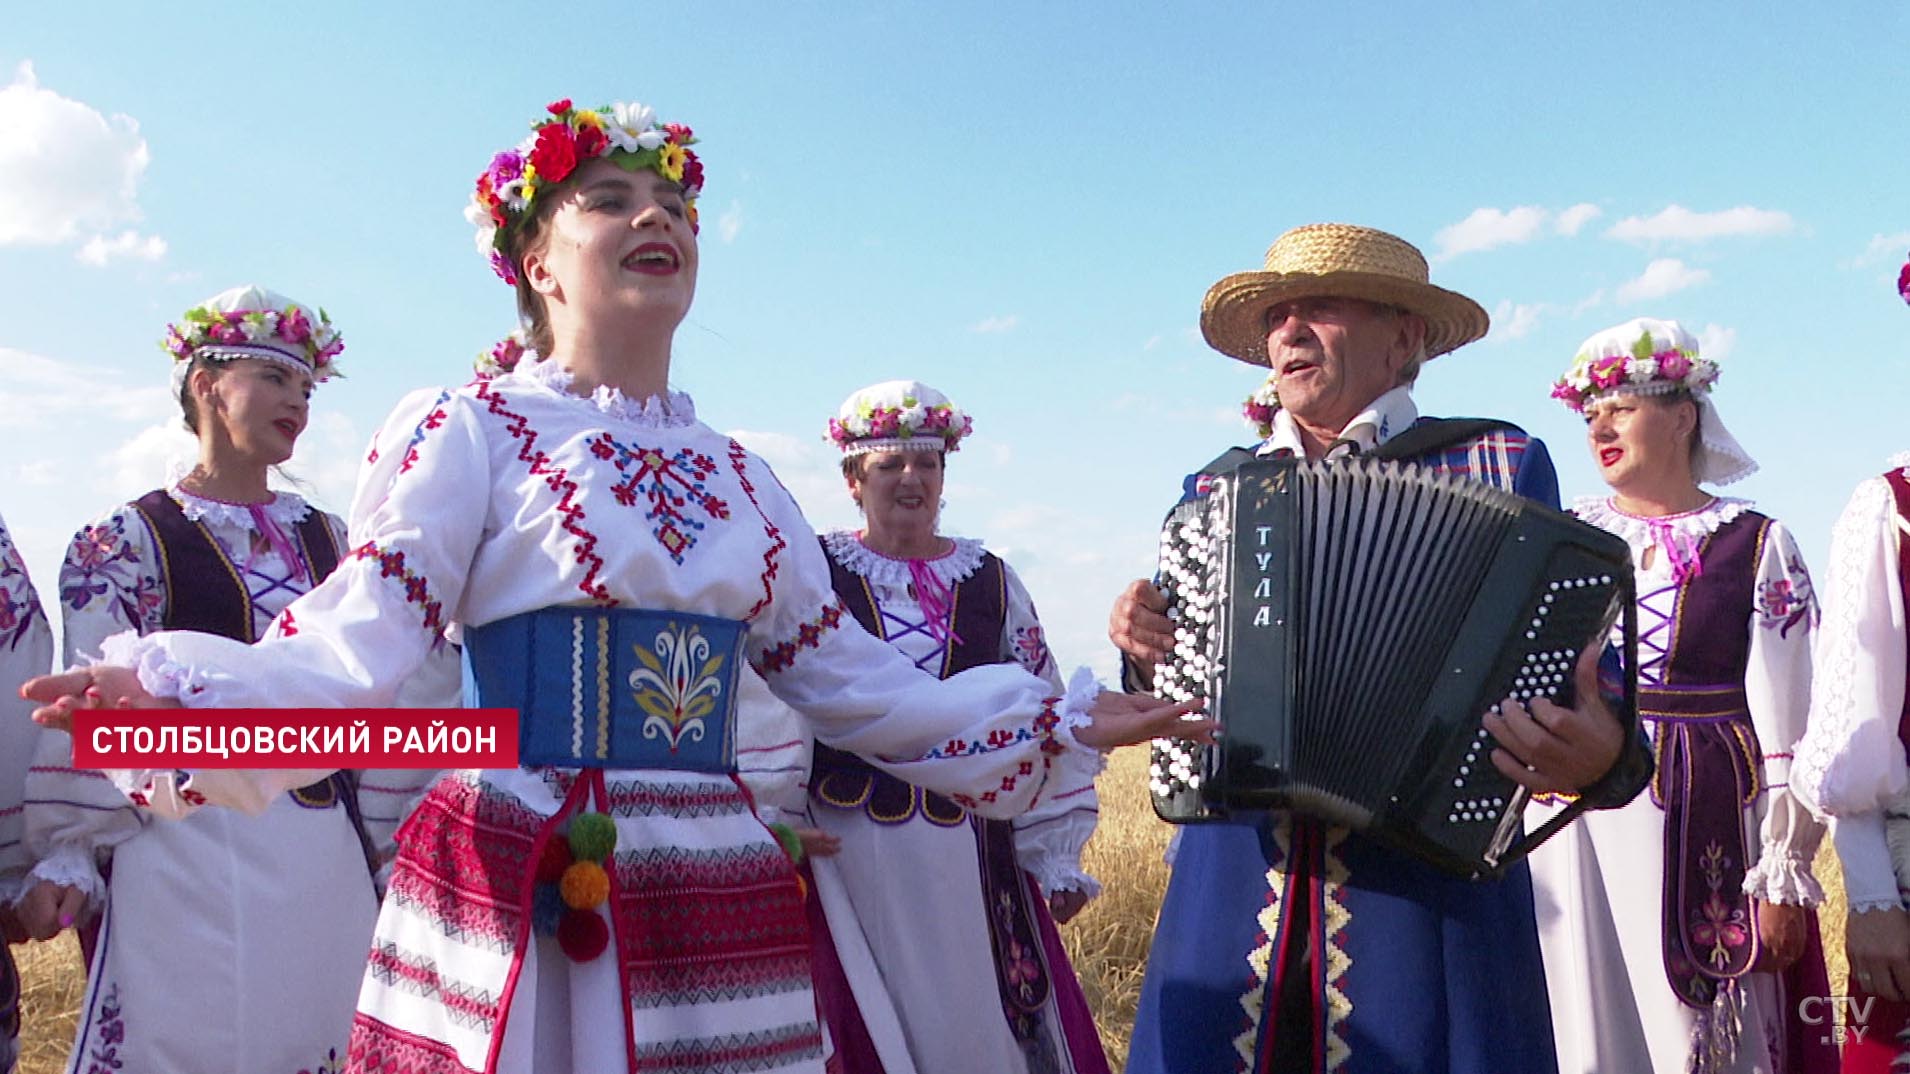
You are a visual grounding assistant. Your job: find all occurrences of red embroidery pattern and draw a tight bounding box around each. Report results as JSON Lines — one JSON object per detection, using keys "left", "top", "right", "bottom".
{"left": 365, "top": 941, "right": 501, "bottom": 1030}
{"left": 726, "top": 441, "right": 785, "bottom": 621}
{"left": 347, "top": 1014, "right": 476, "bottom": 1074}
{"left": 588, "top": 433, "right": 730, "bottom": 563}
{"left": 936, "top": 698, "right": 1063, "bottom": 811}
{"left": 351, "top": 542, "right": 447, "bottom": 633}
{"left": 755, "top": 600, "right": 846, "bottom": 673}
{"left": 399, "top": 391, "right": 454, "bottom": 475}
{"left": 274, "top": 608, "right": 298, "bottom": 638}
{"left": 476, "top": 381, "right": 613, "bottom": 605}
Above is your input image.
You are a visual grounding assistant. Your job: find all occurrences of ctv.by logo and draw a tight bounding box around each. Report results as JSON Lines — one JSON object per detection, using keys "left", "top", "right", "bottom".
{"left": 1798, "top": 995, "right": 1874, "bottom": 1045}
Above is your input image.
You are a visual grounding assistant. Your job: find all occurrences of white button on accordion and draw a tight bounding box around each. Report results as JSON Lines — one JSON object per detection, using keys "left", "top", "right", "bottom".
{"left": 1148, "top": 457, "right": 1637, "bottom": 878}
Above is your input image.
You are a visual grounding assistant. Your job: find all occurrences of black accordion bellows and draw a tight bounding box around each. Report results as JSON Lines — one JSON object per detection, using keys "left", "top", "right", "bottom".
{"left": 1148, "top": 457, "right": 1636, "bottom": 878}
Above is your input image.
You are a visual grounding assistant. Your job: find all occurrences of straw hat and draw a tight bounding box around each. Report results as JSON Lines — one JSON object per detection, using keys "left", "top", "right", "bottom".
{"left": 1200, "top": 223, "right": 1490, "bottom": 366}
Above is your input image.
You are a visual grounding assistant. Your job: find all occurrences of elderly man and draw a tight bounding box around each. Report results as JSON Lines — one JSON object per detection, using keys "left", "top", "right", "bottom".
{"left": 1113, "top": 223, "right": 1650, "bottom": 1074}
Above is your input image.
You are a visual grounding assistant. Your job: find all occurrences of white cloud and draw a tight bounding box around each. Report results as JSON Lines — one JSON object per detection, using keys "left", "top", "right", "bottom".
{"left": 1487, "top": 300, "right": 1545, "bottom": 342}
{"left": 0, "top": 62, "right": 156, "bottom": 248}
{"left": 1572, "top": 289, "right": 1607, "bottom": 316}
{"left": 76, "top": 229, "right": 166, "bottom": 266}
{"left": 1616, "top": 258, "right": 1712, "bottom": 304}
{"left": 1432, "top": 206, "right": 1548, "bottom": 261}
{"left": 1606, "top": 205, "right": 1794, "bottom": 244}
{"left": 103, "top": 420, "right": 195, "bottom": 496}
{"left": 1860, "top": 231, "right": 1910, "bottom": 265}
{"left": 0, "top": 347, "right": 175, "bottom": 432}
{"left": 718, "top": 201, "right": 744, "bottom": 244}
{"left": 1696, "top": 323, "right": 1737, "bottom": 362}
{"left": 971, "top": 315, "right": 1020, "bottom": 334}
{"left": 1554, "top": 203, "right": 1601, "bottom": 237}
{"left": 727, "top": 428, "right": 860, "bottom": 534}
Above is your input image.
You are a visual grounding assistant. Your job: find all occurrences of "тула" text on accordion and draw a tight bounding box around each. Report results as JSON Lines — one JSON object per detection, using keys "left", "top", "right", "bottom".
{"left": 1148, "top": 456, "right": 1636, "bottom": 878}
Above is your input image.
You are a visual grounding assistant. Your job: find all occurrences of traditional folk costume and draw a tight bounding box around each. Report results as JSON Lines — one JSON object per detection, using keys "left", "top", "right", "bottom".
{"left": 22, "top": 287, "right": 444, "bottom": 1074}
{"left": 0, "top": 512, "right": 54, "bottom": 1074}
{"left": 1791, "top": 453, "right": 1910, "bottom": 1073}
{"left": 1531, "top": 318, "right": 1833, "bottom": 1074}
{"left": 1790, "top": 259, "right": 1910, "bottom": 1074}
{"left": 1126, "top": 224, "right": 1656, "bottom": 1074}
{"left": 75, "top": 103, "right": 1111, "bottom": 1074}
{"left": 804, "top": 382, "right": 1108, "bottom": 1074}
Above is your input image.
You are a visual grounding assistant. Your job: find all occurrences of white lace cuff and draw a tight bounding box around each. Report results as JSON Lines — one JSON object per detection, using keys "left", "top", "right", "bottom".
{"left": 1026, "top": 860, "right": 1103, "bottom": 899}
{"left": 98, "top": 630, "right": 216, "bottom": 703}
{"left": 1741, "top": 850, "right": 1824, "bottom": 906}
{"left": 1834, "top": 812, "right": 1904, "bottom": 913}
{"left": 25, "top": 842, "right": 106, "bottom": 907}
{"left": 1058, "top": 667, "right": 1113, "bottom": 770}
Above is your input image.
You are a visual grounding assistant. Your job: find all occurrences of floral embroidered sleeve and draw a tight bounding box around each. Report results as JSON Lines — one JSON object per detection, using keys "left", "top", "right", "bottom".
{"left": 0, "top": 514, "right": 55, "bottom": 903}
{"left": 1792, "top": 471, "right": 1909, "bottom": 914}
{"left": 85, "top": 388, "right": 492, "bottom": 819}
{"left": 22, "top": 506, "right": 165, "bottom": 904}
{"left": 997, "top": 560, "right": 1101, "bottom": 897}
{"left": 1739, "top": 520, "right": 1826, "bottom": 905}
{"left": 746, "top": 468, "right": 1105, "bottom": 823}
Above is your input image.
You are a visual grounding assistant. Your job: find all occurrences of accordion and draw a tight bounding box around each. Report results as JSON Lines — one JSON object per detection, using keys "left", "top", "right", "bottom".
{"left": 1147, "top": 456, "right": 1636, "bottom": 878}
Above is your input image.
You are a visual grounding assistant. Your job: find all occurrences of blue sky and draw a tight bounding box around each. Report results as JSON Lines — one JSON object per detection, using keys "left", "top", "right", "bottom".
{"left": 3, "top": 3, "right": 1907, "bottom": 674}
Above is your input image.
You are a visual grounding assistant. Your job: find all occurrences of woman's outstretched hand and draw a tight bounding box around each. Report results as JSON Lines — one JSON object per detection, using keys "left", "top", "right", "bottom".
{"left": 21, "top": 665, "right": 176, "bottom": 733}
{"left": 1074, "top": 691, "right": 1212, "bottom": 751}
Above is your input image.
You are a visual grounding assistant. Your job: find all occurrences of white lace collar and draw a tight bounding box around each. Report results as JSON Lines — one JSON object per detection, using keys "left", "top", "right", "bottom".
{"left": 516, "top": 359, "right": 698, "bottom": 428}
{"left": 1572, "top": 495, "right": 1755, "bottom": 551}
{"left": 822, "top": 529, "right": 988, "bottom": 588}
{"left": 168, "top": 484, "right": 313, "bottom": 530}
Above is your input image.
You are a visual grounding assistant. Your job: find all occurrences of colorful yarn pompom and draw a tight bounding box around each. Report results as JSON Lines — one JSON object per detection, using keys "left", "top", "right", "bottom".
{"left": 531, "top": 882, "right": 565, "bottom": 936}
{"left": 557, "top": 908, "right": 610, "bottom": 962}
{"left": 766, "top": 822, "right": 805, "bottom": 864}
{"left": 560, "top": 860, "right": 610, "bottom": 910}
{"left": 567, "top": 811, "right": 617, "bottom": 862}
{"left": 534, "top": 835, "right": 574, "bottom": 884}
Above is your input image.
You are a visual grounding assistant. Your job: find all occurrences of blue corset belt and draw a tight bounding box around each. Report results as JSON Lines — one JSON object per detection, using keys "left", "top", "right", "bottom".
{"left": 462, "top": 606, "right": 746, "bottom": 772}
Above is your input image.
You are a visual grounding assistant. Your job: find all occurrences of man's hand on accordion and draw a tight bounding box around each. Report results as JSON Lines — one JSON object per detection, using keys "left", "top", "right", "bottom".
{"left": 1109, "top": 579, "right": 1175, "bottom": 691}
{"left": 1482, "top": 645, "right": 1625, "bottom": 795}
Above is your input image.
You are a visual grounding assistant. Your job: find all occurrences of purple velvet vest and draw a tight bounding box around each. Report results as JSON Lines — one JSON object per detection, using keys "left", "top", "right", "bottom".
{"left": 130, "top": 489, "right": 339, "bottom": 642}
{"left": 809, "top": 543, "right": 1005, "bottom": 823}
{"left": 808, "top": 538, "right": 1061, "bottom": 1049}
{"left": 129, "top": 490, "right": 349, "bottom": 814}
{"left": 1639, "top": 510, "right": 1770, "bottom": 1007}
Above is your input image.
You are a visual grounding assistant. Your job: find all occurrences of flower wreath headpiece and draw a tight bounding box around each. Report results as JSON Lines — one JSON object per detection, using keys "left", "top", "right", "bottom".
{"left": 1554, "top": 316, "right": 1756, "bottom": 485}
{"left": 162, "top": 284, "right": 342, "bottom": 398}
{"left": 1549, "top": 317, "right": 1719, "bottom": 415}
{"left": 827, "top": 380, "right": 972, "bottom": 457}
{"left": 467, "top": 98, "right": 704, "bottom": 285}
{"left": 474, "top": 328, "right": 535, "bottom": 379}
{"left": 1242, "top": 376, "right": 1280, "bottom": 440}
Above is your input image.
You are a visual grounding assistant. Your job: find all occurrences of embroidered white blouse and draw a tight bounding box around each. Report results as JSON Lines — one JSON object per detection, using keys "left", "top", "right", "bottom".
{"left": 1573, "top": 495, "right": 1824, "bottom": 904}
{"left": 822, "top": 529, "right": 1099, "bottom": 894}
{"left": 1792, "top": 454, "right": 1910, "bottom": 913}
{"left": 0, "top": 512, "right": 54, "bottom": 904}
{"left": 89, "top": 362, "right": 1104, "bottom": 821}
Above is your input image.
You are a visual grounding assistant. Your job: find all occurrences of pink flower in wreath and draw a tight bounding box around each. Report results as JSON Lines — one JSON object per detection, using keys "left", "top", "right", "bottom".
{"left": 1588, "top": 354, "right": 1628, "bottom": 390}
{"left": 868, "top": 409, "right": 901, "bottom": 437}
{"left": 1899, "top": 255, "right": 1910, "bottom": 306}
{"left": 1657, "top": 350, "right": 1693, "bottom": 380}
{"left": 278, "top": 306, "right": 312, "bottom": 343}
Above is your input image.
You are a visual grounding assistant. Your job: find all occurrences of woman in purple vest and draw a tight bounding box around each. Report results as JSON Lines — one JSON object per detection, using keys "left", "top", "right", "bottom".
{"left": 1530, "top": 317, "right": 1834, "bottom": 1074}
{"left": 16, "top": 286, "right": 408, "bottom": 1074}
{"left": 806, "top": 379, "right": 1109, "bottom": 1074}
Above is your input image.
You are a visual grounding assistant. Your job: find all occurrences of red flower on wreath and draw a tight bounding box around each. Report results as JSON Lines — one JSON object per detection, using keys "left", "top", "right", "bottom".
{"left": 665, "top": 122, "right": 694, "bottom": 144}
{"left": 547, "top": 98, "right": 572, "bottom": 116}
{"left": 530, "top": 123, "right": 580, "bottom": 185}
{"left": 1898, "top": 254, "right": 1909, "bottom": 307}
{"left": 574, "top": 123, "right": 607, "bottom": 159}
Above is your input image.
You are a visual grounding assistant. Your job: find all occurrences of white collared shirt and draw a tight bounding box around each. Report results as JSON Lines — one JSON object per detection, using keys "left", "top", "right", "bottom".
{"left": 1255, "top": 385, "right": 1419, "bottom": 460}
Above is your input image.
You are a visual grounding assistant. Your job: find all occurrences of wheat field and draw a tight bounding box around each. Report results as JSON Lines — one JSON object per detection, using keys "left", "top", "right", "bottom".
{"left": 11, "top": 748, "right": 1849, "bottom": 1073}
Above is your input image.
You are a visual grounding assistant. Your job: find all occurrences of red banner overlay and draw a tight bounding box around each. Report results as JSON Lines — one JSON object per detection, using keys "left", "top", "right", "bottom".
{"left": 69, "top": 709, "right": 519, "bottom": 768}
